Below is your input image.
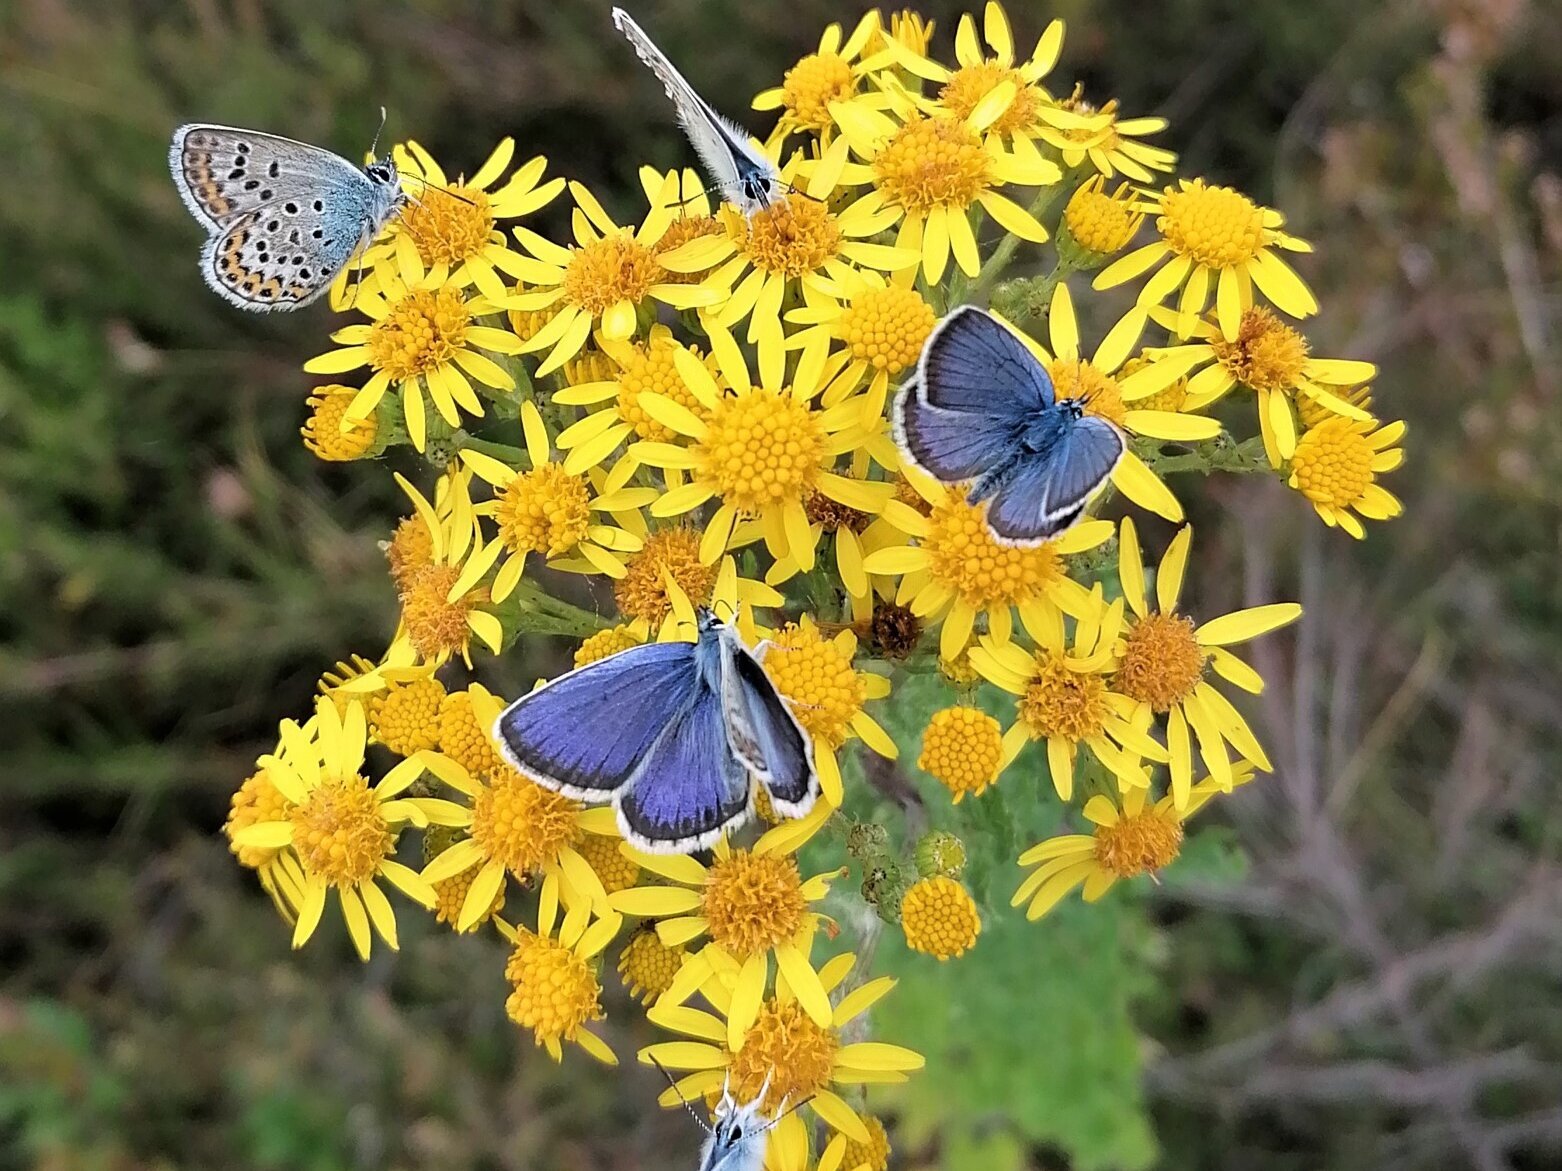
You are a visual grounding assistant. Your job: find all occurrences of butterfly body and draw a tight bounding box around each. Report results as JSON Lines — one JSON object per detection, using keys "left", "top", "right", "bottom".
{"left": 169, "top": 124, "right": 405, "bottom": 311}
{"left": 611, "top": 8, "right": 786, "bottom": 216}
{"left": 697, "top": 1094, "right": 771, "bottom": 1171}
{"left": 895, "top": 306, "right": 1126, "bottom": 545}
{"left": 493, "top": 610, "right": 817, "bottom": 854}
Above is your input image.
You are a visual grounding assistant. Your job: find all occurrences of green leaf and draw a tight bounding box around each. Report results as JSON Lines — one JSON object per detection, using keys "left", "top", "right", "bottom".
{"left": 846, "top": 669, "right": 1157, "bottom": 1171}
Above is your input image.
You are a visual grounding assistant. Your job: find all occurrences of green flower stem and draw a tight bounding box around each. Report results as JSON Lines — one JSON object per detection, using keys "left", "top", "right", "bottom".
{"left": 458, "top": 435, "right": 530, "bottom": 465}
{"left": 493, "top": 577, "right": 609, "bottom": 641}
{"left": 965, "top": 182, "right": 1069, "bottom": 307}
{"left": 1141, "top": 434, "right": 1272, "bottom": 475}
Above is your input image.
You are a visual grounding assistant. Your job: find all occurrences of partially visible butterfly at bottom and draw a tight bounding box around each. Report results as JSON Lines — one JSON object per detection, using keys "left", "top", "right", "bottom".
{"left": 492, "top": 608, "right": 818, "bottom": 854}
{"left": 651, "top": 1057, "right": 799, "bottom": 1171}
{"left": 894, "top": 304, "right": 1126, "bottom": 545}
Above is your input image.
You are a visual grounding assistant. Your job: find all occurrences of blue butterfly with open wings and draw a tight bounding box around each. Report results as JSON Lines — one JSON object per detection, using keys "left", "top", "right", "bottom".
{"left": 893, "top": 305, "right": 1126, "bottom": 544}
{"left": 493, "top": 609, "right": 816, "bottom": 855}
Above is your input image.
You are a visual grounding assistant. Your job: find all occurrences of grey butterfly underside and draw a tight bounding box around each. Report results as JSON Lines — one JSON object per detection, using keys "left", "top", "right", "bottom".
{"left": 169, "top": 125, "right": 387, "bottom": 310}
{"left": 610, "top": 8, "right": 782, "bottom": 214}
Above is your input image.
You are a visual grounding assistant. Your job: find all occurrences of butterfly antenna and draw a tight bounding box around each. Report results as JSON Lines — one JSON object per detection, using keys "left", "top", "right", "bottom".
{"left": 369, "top": 106, "right": 388, "bottom": 161}
{"left": 782, "top": 181, "right": 824, "bottom": 205}
{"left": 759, "top": 1093, "right": 814, "bottom": 1135}
{"left": 648, "top": 1055, "right": 712, "bottom": 1135}
{"left": 400, "top": 171, "right": 479, "bottom": 207}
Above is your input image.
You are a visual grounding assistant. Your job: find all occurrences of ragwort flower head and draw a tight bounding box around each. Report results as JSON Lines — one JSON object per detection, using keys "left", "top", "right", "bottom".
{"left": 643, "top": 950, "right": 922, "bottom": 1154}
{"left": 224, "top": 698, "right": 447, "bottom": 960}
{"left": 1096, "top": 178, "right": 1317, "bottom": 343}
{"left": 1114, "top": 518, "right": 1301, "bottom": 806}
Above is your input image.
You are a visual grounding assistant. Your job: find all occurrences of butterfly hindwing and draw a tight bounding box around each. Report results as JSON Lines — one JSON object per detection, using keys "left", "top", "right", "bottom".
{"left": 200, "top": 197, "right": 370, "bottom": 311}
{"left": 919, "top": 305, "right": 1055, "bottom": 417}
{"left": 894, "top": 377, "right": 1021, "bottom": 483}
{"left": 722, "top": 638, "right": 817, "bottom": 815}
{"left": 493, "top": 641, "right": 703, "bottom": 800}
{"left": 616, "top": 683, "right": 753, "bottom": 853}
{"left": 986, "top": 414, "right": 1126, "bottom": 544}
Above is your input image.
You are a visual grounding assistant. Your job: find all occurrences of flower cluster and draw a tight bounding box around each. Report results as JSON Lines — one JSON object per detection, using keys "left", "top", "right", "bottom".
{"left": 232, "top": 6, "right": 1404, "bottom": 1169}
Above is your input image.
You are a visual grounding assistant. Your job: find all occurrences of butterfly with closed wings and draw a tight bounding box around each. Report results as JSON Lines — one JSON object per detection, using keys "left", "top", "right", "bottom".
{"left": 612, "top": 8, "right": 787, "bottom": 217}
{"left": 492, "top": 608, "right": 818, "bottom": 855}
{"left": 894, "top": 305, "right": 1127, "bottom": 545}
{"left": 168, "top": 123, "right": 406, "bottom": 311}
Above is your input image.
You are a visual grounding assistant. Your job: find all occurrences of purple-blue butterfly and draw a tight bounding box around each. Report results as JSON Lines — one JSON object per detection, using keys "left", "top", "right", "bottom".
{"left": 492, "top": 609, "right": 817, "bottom": 854}
{"left": 894, "top": 305, "right": 1126, "bottom": 545}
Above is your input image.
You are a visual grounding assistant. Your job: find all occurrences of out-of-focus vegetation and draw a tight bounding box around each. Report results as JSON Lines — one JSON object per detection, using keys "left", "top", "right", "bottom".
{"left": 2, "top": 0, "right": 1560, "bottom": 1168}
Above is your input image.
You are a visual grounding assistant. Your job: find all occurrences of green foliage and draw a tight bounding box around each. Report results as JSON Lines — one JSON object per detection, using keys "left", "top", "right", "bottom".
{"left": 841, "top": 671, "right": 1159, "bottom": 1170}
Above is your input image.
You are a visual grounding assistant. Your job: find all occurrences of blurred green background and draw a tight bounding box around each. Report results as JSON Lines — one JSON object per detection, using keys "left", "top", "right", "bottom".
{"left": 3, "top": 0, "right": 1561, "bottom": 1168}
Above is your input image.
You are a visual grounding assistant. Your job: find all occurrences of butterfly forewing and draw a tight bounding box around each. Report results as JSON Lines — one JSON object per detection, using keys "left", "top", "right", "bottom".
{"left": 494, "top": 641, "right": 703, "bottom": 800}
{"left": 171, "top": 126, "right": 363, "bottom": 228}
{"left": 918, "top": 305, "right": 1055, "bottom": 416}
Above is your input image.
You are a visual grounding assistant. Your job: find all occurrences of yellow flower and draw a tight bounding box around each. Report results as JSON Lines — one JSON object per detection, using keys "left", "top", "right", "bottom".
{"left": 367, "top": 673, "right": 446, "bottom": 755}
{"left": 426, "top": 825, "right": 505, "bottom": 932}
{"left": 859, "top": 468, "right": 1113, "bottom": 661}
{"left": 1036, "top": 83, "right": 1177, "bottom": 183}
{"left": 631, "top": 324, "right": 891, "bottom": 571}
{"left": 900, "top": 875, "right": 980, "bottom": 959}
{"left": 1288, "top": 416, "right": 1406, "bottom": 537}
{"left": 388, "top": 469, "right": 505, "bottom": 666}
{"left": 301, "top": 386, "right": 378, "bottom": 461}
{"left": 785, "top": 270, "right": 937, "bottom": 425}
{"left": 418, "top": 743, "right": 625, "bottom": 927}
{"left": 827, "top": 91, "right": 1059, "bottom": 283}
{"left": 611, "top": 808, "right": 842, "bottom": 1015}
{"left": 703, "top": 182, "right": 920, "bottom": 391}
{"left": 223, "top": 697, "right": 452, "bottom": 959}
{"left": 1012, "top": 770, "right": 1247, "bottom": 919}
{"left": 503, "top": 898, "right": 622, "bottom": 1064}
{"left": 918, "top": 706, "right": 1004, "bottom": 801}
{"left": 550, "top": 323, "right": 721, "bottom": 475}
{"left": 508, "top": 178, "right": 730, "bottom": 374}
{"left": 752, "top": 12, "right": 887, "bottom": 141}
{"left": 759, "top": 617, "right": 895, "bottom": 805}
{"left": 641, "top": 949, "right": 923, "bottom": 1155}
{"left": 1095, "top": 178, "right": 1317, "bottom": 343}
{"left": 574, "top": 624, "right": 645, "bottom": 666}
{"left": 1123, "top": 305, "right": 1378, "bottom": 465}
{"left": 438, "top": 685, "right": 508, "bottom": 779}
{"left": 225, "top": 765, "right": 294, "bottom": 870}
{"left": 456, "top": 401, "right": 652, "bottom": 599}
{"left": 873, "top": 2, "right": 1071, "bottom": 153}
{"left": 1114, "top": 518, "right": 1300, "bottom": 806}
{"left": 1060, "top": 175, "right": 1146, "bottom": 263}
{"left": 618, "top": 926, "right": 686, "bottom": 1005}
{"left": 610, "top": 528, "right": 780, "bottom": 637}
{"left": 304, "top": 281, "right": 525, "bottom": 452}
{"left": 820, "top": 1114, "right": 892, "bottom": 1171}
{"left": 970, "top": 587, "right": 1167, "bottom": 798}
{"left": 364, "top": 139, "right": 563, "bottom": 303}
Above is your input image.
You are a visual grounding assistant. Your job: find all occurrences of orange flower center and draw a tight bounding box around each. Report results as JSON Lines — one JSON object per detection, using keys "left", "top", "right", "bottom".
{"left": 1116, "top": 612, "right": 1205, "bottom": 712}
